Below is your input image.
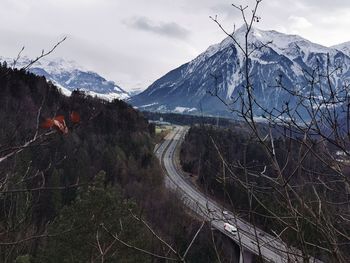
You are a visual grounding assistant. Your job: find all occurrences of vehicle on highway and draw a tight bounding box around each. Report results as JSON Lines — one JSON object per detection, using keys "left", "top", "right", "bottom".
{"left": 223, "top": 223, "right": 237, "bottom": 234}
{"left": 222, "top": 211, "right": 233, "bottom": 220}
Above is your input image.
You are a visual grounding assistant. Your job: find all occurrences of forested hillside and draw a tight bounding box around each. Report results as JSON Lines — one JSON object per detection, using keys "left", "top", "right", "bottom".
{"left": 0, "top": 65, "right": 219, "bottom": 262}
{"left": 180, "top": 125, "right": 350, "bottom": 261}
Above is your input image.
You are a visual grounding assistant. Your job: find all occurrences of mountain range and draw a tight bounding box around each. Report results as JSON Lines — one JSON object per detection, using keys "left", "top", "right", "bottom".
{"left": 130, "top": 26, "right": 350, "bottom": 118}
{"left": 0, "top": 56, "right": 130, "bottom": 101}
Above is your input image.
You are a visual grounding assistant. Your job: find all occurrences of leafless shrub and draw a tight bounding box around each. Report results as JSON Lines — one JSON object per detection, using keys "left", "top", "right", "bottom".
{"left": 206, "top": 0, "right": 350, "bottom": 262}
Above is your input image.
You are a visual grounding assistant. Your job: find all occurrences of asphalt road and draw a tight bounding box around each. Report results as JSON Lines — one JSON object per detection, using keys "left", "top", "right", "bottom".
{"left": 155, "top": 126, "right": 322, "bottom": 263}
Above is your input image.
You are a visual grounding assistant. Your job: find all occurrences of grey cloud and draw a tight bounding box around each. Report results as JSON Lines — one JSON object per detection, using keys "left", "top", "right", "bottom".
{"left": 305, "top": 0, "right": 349, "bottom": 9}
{"left": 268, "top": 0, "right": 349, "bottom": 12}
{"left": 210, "top": 3, "right": 234, "bottom": 15}
{"left": 1, "top": 0, "right": 349, "bottom": 92}
{"left": 124, "top": 16, "right": 190, "bottom": 39}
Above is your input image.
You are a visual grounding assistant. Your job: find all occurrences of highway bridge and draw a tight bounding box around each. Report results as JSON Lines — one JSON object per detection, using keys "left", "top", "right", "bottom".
{"left": 155, "top": 126, "right": 322, "bottom": 263}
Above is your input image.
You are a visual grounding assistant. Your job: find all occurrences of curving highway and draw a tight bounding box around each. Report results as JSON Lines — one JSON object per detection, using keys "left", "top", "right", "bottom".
{"left": 155, "top": 126, "right": 322, "bottom": 263}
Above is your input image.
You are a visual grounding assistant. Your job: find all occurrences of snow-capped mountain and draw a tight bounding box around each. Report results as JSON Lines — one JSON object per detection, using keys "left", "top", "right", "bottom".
{"left": 0, "top": 57, "right": 130, "bottom": 101}
{"left": 130, "top": 26, "right": 350, "bottom": 117}
{"left": 332, "top": 42, "right": 350, "bottom": 57}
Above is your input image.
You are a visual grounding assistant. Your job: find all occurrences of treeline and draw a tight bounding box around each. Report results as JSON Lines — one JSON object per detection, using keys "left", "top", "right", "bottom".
{"left": 0, "top": 65, "right": 221, "bottom": 262}
{"left": 180, "top": 125, "right": 350, "bottom": 261}
{"left": 143, "top": 111, "right": 235, "bottom": 127}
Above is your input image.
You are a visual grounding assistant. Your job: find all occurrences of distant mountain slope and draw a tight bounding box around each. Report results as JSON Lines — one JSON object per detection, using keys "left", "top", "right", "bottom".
{"left": 130, "top": 27, "right": 350, "bottom": 118}
{"left": 332, "top": 41, "right": 350, "bottom": 57}
{"left": 0, "top": 57, "right": 130, "bottom": 100}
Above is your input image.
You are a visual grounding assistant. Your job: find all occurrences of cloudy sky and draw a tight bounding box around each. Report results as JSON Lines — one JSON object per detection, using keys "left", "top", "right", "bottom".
{"left": 1, "top": 0, "right": 350, "bottom": 92}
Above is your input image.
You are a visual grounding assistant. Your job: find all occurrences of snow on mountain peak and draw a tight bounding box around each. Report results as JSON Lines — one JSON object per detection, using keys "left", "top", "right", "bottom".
{"left": 202, "top": 26, "right": 333, "bottom": 62}
{"left": 41, "top": 58, "right": 84, "bottom": 75}
{"left": 0, "top": 56, "right": 129, "bottom": 101}
{"left": 332, "top": 41, "right": 350, "bottom": 57}
{"left": 131, "top": 26, "right": 350, "bottom": 118}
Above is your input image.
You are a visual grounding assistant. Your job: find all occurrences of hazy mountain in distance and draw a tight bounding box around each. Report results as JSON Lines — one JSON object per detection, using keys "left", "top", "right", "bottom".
{"left": 0, "top": 56, "right": 130, "bottom": 101}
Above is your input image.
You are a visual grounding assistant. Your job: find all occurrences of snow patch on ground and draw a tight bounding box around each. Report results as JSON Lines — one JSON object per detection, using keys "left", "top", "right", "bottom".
{"left": 87, "top": 91, "right": 129, "bottom": 101}
{"left": 156, "top": 105, "right": 167, "bottom": 111}
{"left": 52, "top": 81, "right": 128, "bottom": 101}
{"left": 54, "top": 82, "right": 71, "bottom": 97}
{"left": 138, "top": 102, "right": 159, "bottom": 108}
{"left": 173, "top": 107, "right": 197, "bottom": 113}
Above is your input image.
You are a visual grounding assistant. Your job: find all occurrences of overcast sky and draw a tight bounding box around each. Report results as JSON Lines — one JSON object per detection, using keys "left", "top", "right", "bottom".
{"left": 1, "top": 0, "right": 350, "bottom": 91}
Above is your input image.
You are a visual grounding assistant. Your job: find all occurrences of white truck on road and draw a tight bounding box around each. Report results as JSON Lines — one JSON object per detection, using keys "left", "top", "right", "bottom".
{"left": 224, "top": 223, "right": 237, "bottom": 234}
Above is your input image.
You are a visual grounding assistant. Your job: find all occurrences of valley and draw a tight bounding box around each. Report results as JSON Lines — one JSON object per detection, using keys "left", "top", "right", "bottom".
{"left": 1, "top": 1, "right": 350, "bottom": 262}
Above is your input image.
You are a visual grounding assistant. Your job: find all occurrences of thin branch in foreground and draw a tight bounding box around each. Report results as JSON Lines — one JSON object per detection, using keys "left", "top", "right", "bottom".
{"left": 21, "top": 37, "right": 67, "bottom": 71}
{"left": 101, "top": 224, "right": 179, "bottom": 262}
{"left": 182, "top": 221, "right": 205, "bottom": 259}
